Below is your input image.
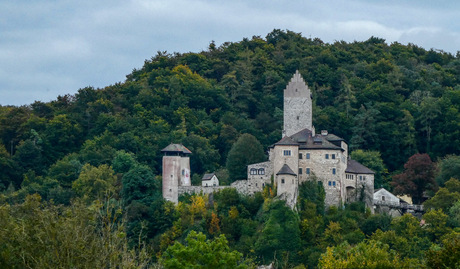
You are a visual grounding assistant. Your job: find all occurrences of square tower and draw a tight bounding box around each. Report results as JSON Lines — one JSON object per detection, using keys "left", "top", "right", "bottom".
{"left": 283, "top": 70, "right": 313, "bottom": 137}
{"left": 161, "top": 144, "right": 192, "bottom": 203}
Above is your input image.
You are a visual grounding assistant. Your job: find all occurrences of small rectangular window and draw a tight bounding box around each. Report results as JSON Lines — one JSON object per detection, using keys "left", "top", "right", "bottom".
{"left": 332, "top": 154, "right": 336, "bottom": 159}
{"left": 333, "top": 181, "right": 336, "bottom": 187}
{"left": 299, "top": 168, "right": 302, "bottom": 174}
{"left": 325, "top": 154, "right": 329, "bottom": 159}
{"left": 283, "top": 150, "right": 291, "bottom": 156}
{"left": 360, "top": 176, "right": 363, "bottom": 180}
{"left": 306, "top": 168, "right": 310, "bottom": 175}
{"left": 328, "top": 181, "right": 332, "bottom": 186}
{"left": 332, "top": 168, "right": 336, "bottom": 175}
{"left": 281, "top": 179, "right": 285, "bottom": 184}
{"left": 299, "top": 153, "right": 302, "bottom": 159}
{"left": 306, "top": 153, "right": 310, "bottom": 159}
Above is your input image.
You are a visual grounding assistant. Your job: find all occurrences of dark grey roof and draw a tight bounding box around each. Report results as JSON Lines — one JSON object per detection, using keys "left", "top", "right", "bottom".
{"left": 325, "top": 133, "right": 344, "bottom": 141}
{"left": 161, "top": 143, "right": 192, "bottom": 154}
{"left": 284, "top": 128, "right": 343, "bottom": 151}
{"left": 290, "top": 128, "right": 313, "bottom": 142}
{"left": 346, "top": 160, "right": 375, "bottom": 174}
{"left": 274, "top": 136, "right": 299, "bottom": 146}
{"left": 202, "top": 173, "right": 215, "bottom": 180}
{"left": 276, "top": 164, "right": 297, "bottom": 176}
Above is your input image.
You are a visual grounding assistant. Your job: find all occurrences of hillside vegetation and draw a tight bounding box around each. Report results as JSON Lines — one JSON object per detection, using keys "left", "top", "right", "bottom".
{"left": 0, "top": 30, "right": 459, "bottom": 268}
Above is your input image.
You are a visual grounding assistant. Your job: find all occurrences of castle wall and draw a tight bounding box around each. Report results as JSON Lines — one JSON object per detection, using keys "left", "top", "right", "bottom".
{"left": 178, "top": 180, "right": 249, "bottom": 197}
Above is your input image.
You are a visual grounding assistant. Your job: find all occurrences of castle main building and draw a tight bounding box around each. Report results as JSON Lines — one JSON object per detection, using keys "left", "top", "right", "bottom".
{"left": 246, "top": 71, "right": 374, "bottom": 208}
{"left": 162, "top": 71, "right": 374, "bottom": 209}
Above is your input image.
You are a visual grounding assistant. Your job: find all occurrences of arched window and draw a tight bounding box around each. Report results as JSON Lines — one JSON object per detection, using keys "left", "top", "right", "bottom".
{"left": 250, "top": 168, "right": 257, "bottom": 175}
{"left": 258, "top": 168, "right": 265, "bottom": 175}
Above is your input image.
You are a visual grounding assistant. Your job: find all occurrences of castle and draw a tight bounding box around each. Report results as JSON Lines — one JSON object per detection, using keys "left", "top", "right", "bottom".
{"left": 162, "top": 71, "right": 375, "bottom": 209}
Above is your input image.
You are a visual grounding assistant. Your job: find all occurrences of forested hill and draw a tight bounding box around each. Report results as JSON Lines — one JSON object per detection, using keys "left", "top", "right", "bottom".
{"left": 1, "top": 29, "right": 460, "bottom": 191}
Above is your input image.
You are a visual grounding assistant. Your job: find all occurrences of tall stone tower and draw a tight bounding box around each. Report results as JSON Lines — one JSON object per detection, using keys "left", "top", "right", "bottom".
{"left": 161, "top": 144, "right": 192, "bottom": 203}
{"left": 283, "top": 70, "right": 313, "bottom": 137}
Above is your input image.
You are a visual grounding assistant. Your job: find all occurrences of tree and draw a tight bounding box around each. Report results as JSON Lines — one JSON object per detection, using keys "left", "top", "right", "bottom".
{"left": 350, "top": 104, "right": 380, "bottom": 150}
{"left": 426, "top": 233, "right": 460, "bottom": 269}
{"left": 226, "top": 133, "right": 265, "bottom": 181}
{"left": 161, "top": 231, "right": 248, "bottom": 269}
{"left": 121, "top": 164, "right": 160, "bottom": 206}
{"left": 424, "top": 178, "right": 460, "bottom": 212}
{"left": 255, "top": 200, "right": 301, "bottom": 265}
{"left": 0, "top": 144, "right": 14, "bottom": 191}
{"left": 391, "top": 153, "right": 436, "bottom": 204}
{"left": 318, "top": 240, "right": 421, "bottom": 269}
{"left": 0, "top": 194, "right": 151, "bottom": 268}
{"left": 351, "top": 149, "right": 387, "bottom": 188}
{"left": 112, "top": 150, "right": 137, "bottom": 174}
{"left": 436, "top": 154, "right": 460, "bottom": 186}
{"left": 72, "top": 164, "right": 116, "bottom": 202}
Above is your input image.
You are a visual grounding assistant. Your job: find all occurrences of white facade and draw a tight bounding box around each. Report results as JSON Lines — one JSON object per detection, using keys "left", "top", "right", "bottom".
{"left": 202, "top": 174, "right": 219, "bottom": 187}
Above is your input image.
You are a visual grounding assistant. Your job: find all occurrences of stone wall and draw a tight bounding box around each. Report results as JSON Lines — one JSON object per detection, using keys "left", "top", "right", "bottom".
{"left": 178, "top": 186, "right": 230, "bottom": 196}
{"left": 298, "top": 148, "right": 345, "bottom": 207}
{"left": 178, "top": 180, "right": 250, "bottom": 197}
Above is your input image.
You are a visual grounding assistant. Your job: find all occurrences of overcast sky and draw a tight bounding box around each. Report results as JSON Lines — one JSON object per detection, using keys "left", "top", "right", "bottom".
{"left": 1, "top": 0, "right": 459, "bottom": 106}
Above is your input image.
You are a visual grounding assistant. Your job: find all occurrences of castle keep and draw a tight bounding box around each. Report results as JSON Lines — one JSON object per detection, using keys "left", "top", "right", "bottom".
{"left": 162, "top": 71, "right": 375, "bottom": 209}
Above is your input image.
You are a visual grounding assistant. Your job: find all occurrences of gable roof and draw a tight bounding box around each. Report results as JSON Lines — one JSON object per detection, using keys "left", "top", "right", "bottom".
{"left": 346, "top": 160, "right": 375, "bottom": 174}
{"left": 276, "top": 164, "right": 297, "bottom": 176}
{"left": 202, "top": 173, "right": 215, "bottom": 181}
{"left": 161, "top": 143, "right": 192, "bottom": 154}
{"left": 274, "top": 136, "right": 299, "bottom": 146}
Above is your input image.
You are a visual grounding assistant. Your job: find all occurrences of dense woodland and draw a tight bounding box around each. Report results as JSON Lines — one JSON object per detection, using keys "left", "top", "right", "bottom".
{"left": 1, "top": 30, "right": 460, "bottom": 268}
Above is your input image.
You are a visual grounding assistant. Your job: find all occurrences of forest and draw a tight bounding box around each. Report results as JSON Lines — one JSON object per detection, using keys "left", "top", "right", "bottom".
{"left": 0, "top": 29, "right": 459, "bottom": 268}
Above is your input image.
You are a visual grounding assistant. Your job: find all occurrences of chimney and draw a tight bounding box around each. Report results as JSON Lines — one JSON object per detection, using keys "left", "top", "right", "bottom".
{"left": 321, "top": 130, "right": 328, "bottom": 136}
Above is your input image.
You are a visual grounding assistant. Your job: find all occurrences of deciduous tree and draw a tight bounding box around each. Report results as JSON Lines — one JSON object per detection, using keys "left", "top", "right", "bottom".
{"left": 391, "top": 153, "right": 436, "bottom": 204}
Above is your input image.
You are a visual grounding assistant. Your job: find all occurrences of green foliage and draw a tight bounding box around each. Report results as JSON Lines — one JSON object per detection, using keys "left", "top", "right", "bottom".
{"left": 122, "top": 164, "right": 160, "bottom": 206}
{"left": 226, "top": 133, "right": 265, "bottom": 181}
{"left": 424, "top": 178, "right": 460, "bottom": 212}
{"left": 161, "top": 231, "right": 249, "bottom": 269}
{"left": 255, "top": 200, "right": 301, "bottom": 265}
{"left": 351, "top": 149, "right": 387, "bottom": 188}
{"left": 297, "top": 179, "right": 326, "bottom": 216}
{"left": 426, "top": 233, "right": 460, "bottom": 269}
{"left": 72, "top": 164, "right": 116, "bottom": 202}
{"left": 112, "top": 150, "right": 137, "bottom": 174}
{"left": 318, "top": 240, "right": 421, "bottom": 269}
{"left": 0, "top": 194, "right": 151, "bottom": 268}
{"left": 436, "top": 154, "right": 460, "bottom": 186}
